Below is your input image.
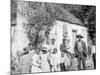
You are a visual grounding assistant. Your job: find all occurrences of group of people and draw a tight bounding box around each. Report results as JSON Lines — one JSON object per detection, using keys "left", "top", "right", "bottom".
{"left": 11, "top": 34, "right": 96, "bottom": 74}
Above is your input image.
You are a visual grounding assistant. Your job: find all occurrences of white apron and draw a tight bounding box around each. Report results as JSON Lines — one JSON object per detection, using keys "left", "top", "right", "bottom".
{"left": 31, "top": 54, "right": 42, "bottom": 73}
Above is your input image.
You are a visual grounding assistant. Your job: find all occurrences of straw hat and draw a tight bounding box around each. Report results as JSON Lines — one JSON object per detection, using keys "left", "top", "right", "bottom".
{"left": 42, "top": 47, "right": 48, "bottom": 51}
{"left": 76, "top": 34, "right": 83, "bottom": 38}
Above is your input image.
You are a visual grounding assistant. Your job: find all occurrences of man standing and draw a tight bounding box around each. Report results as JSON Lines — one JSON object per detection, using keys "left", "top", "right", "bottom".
{"left": 74, "top": 34, "right": 87, "bottom": 70}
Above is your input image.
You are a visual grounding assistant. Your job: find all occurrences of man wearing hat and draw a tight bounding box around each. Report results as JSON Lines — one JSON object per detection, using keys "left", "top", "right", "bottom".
{"left": 74, "top": 34, "right": 87, "bottom": 70}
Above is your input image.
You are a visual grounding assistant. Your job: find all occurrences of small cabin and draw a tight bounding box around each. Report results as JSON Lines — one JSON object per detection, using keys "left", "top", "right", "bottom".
{"left": 49, "top": 10, "right": 88, "bottom": 56}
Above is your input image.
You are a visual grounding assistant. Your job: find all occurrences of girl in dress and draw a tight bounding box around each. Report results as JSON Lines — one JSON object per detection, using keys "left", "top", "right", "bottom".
{"left": 70, "top": 54, "right": 78, "bottom": 71}
{"left": 60, "top": 52, "right": 66, "bottom": 71}
{"left": 50, "top": 48, "right": 61, "bottom": 72}
{"left": 64, "top": 51, "right": 71, "bottom": 71}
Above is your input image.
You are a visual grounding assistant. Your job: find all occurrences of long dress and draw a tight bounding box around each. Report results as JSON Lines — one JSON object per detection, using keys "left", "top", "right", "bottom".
{"left": 85, "top": 55, "right": 94, "bottom": 70}
{"left": 70, "top": 58, "right": 78, "bottom": 71}
{"left": 40, "top": 53, "right": 50, "bottom": 72}
{"left": 64, "top": 54, "right": 71, "bottom": 70}
{"left": 50, "top": 53, "right": 60, "bottom": 72}
{"left": 31, "top": 53, "right": 42, "bottom": 73}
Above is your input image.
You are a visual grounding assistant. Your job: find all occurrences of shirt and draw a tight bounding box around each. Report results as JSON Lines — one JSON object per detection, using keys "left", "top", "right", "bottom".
{"left": 78, "top": 41, "right": 83, "bottom": 53}
{"left": 92, "top": 45, "right": 96, "bottom": 54}
{"left": 60, "top": 44, "right": 66, "bottom": 52}
{"left": 49, "top": 44, "right": 56, "bottom": 53}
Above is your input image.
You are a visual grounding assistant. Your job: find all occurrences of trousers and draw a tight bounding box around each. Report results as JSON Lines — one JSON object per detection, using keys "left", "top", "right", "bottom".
{"left": 77, "top": 55, "right": 86, "bottom": 70}
{"left": 60, "top": 63, "right": 66, "bottom": 71}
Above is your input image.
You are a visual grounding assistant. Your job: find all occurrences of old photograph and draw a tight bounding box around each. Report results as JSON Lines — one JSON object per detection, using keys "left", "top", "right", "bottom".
{"left": 11, "top": 0, "right": 96, "bottom": 74}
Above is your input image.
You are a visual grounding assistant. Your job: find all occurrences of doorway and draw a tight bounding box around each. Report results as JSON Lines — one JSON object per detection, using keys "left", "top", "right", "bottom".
{"left": 72, "top": 29, "right": 77, "bottom": 53}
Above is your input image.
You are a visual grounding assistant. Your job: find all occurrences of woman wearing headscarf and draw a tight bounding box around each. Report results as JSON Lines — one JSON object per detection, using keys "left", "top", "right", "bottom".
{"left": 40, "top": 47, "right": 50, "bottom": 72}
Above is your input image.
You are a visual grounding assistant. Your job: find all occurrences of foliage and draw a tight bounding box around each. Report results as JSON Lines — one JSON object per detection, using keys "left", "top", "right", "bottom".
{"left": 62, "top": 4, "right": 96, "bottom": 40}
{"left": 12, "top": 1, "right": 96, "bottom": 45}
{"left": 11, "top": 0, "right": 17, "bottom": 21}
{"left": 20, "top": 2, "right": 55, "bottom": 49}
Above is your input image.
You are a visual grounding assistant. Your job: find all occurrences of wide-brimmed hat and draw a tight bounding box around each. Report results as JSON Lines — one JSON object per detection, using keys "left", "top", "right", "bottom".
{"left": 76, "top": 34, "right": 83, "bottom": 38}
{"left": 42, "top": 44, "right": 50, "bottom": 50}
{"left": 41, "top": 47, "right": 48, "bottom": 53}
{"left": 42, "top": 47, "right": 48, "bottom": 51}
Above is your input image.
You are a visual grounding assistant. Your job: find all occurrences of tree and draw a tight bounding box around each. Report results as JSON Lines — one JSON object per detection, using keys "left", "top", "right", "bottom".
{"left": 62, "top": 4, "right": 96, "bottom": 41}
{"left": 11, "top": 0, "right": 17, "bottom": 25}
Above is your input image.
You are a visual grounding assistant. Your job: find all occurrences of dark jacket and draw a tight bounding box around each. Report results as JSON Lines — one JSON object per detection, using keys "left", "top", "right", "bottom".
{"left": 74, "top": 40, "right": 87, "bottom": 57}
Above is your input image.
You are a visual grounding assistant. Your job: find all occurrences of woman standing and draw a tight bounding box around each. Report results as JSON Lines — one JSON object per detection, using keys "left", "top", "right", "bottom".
{"left": 31, "top": 51, "right": 42, "bottom": 73}
{"left": 40, "top": 47, "right": 50, "bottom": 72}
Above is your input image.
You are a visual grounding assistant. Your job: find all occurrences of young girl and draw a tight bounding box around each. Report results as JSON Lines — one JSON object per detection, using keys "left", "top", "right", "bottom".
{"left": 85, "top": 53, "right": 94, "bottom": 70}
{"left": 85, "top": 41, "right": 94, "bottom": 70}
{"left": 50, "top": 48, "right": 60, "bottom": 72}
{"left": 60, "top": 52, "right": 66, "bottom": 71}
{"left": 70, "top": 54, "right": 78, "bottom": 71}
{"left": 64, "top": 51, "right": 71, "bottom": 71}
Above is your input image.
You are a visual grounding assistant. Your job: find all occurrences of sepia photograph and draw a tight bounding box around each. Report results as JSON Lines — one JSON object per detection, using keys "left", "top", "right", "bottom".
{"left": 11, "top": 0, "right": 96, "bottom": 74}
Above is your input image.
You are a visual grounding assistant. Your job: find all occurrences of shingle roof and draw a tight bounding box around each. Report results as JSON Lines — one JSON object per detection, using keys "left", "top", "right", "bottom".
{"left": 15, "top": 1, "right": 84, "bottom": 26}
{"left": 46, "top": 4, "right": 83, "bottom": 25}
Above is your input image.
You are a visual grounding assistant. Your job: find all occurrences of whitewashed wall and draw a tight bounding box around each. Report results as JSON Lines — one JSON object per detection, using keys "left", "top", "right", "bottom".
{"left": 49, "top": 20, "right": 88, "bottom": 55}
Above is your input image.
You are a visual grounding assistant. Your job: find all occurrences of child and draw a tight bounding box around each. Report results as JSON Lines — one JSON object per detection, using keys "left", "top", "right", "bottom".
{"left": 85, "top": 54, "right": 94, "bottom": 70}
{"left": 70, "top": 54, "right": 78, "bottom": 71}
{"left": 85, "top": 42, "right": 94, "bottom": 70}
{"left": 60, "top": 52, "right": 66, "bottom": 71}
{"left": 50, "top": 48, "right": 60, "bottom": 72}
{"left": 64, "top": 51, "right": 71, "bottom": 71}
